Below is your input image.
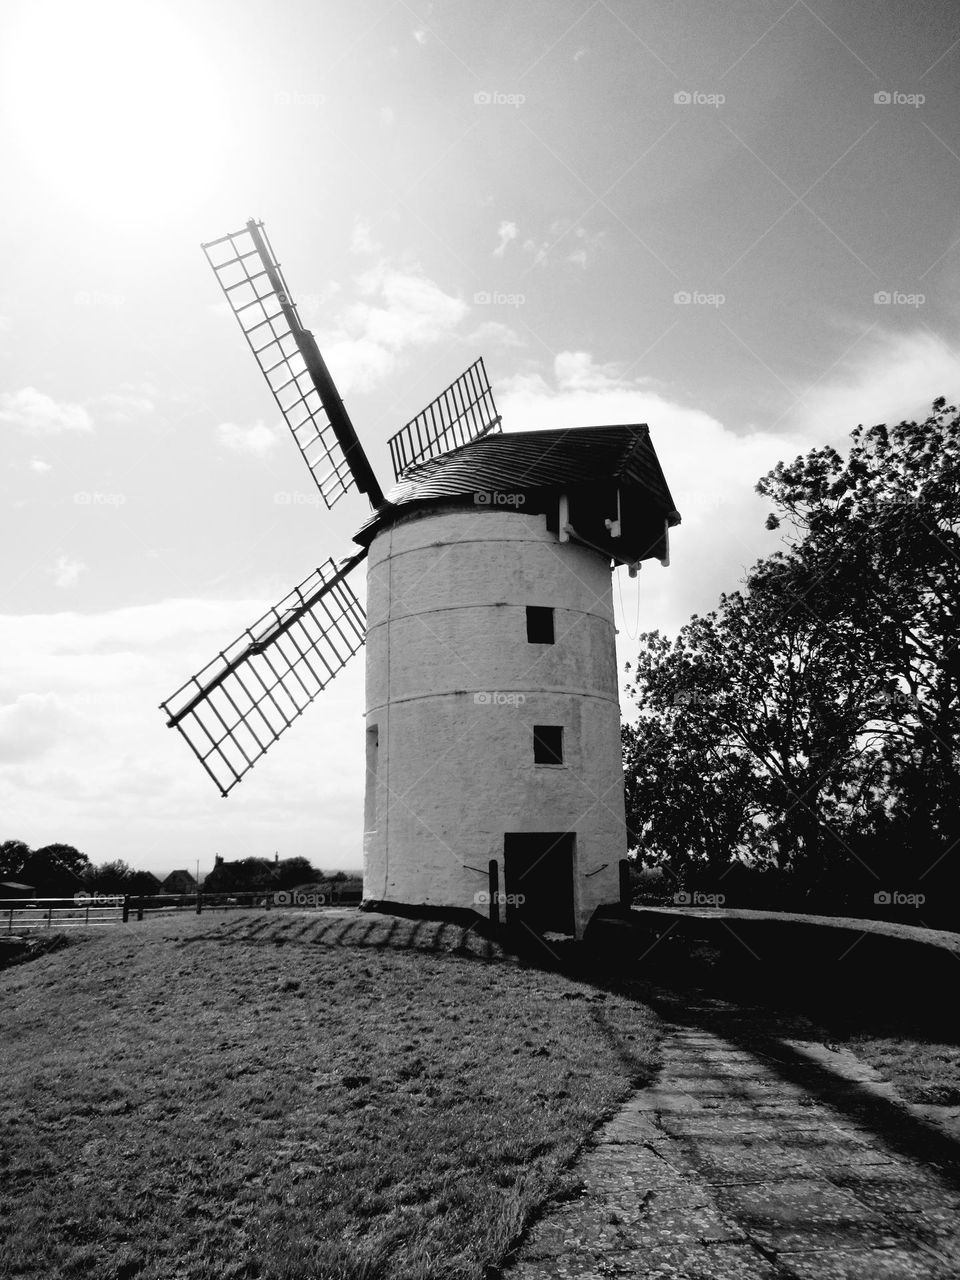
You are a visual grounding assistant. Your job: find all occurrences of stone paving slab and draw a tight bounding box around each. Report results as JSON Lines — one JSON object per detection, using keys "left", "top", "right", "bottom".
{"left": 506, "top": 995, "right": 960, "bottom": 1279}
{"left": 777, "top": 1246, "right": 951, "bottom": 1279}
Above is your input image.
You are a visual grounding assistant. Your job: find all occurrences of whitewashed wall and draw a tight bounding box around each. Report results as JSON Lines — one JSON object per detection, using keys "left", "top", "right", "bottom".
{"left": 362, "top": 506, "right": 625, "bottom": 936}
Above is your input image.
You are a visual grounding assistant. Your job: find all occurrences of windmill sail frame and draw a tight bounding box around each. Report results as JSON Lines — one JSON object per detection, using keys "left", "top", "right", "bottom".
{"left": 387, "top": 357, "right": 501, "bottom": 481}
{"left": 203, "top": 220, "right": 384, "bottom": 510}
{"left": 161, "top": 553, "right": 367, "bottom": 796}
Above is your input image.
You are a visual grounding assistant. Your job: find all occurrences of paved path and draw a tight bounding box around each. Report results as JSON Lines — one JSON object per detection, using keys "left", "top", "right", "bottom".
{"left": 507, "top": 997, "right": 960, "bottom": 1279}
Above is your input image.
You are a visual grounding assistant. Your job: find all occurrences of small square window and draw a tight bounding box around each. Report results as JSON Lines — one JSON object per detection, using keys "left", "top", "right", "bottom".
{"left": 533, "top": 725, "right": 564, "bottom": 764}
{"left": 526, "top": 606, "right": 555, "bottom": 644}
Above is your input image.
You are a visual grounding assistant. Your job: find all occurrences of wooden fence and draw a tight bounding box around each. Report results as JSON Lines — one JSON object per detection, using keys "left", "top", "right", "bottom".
{"left": 1, "top": 888, "right": 362, "bottom": 932}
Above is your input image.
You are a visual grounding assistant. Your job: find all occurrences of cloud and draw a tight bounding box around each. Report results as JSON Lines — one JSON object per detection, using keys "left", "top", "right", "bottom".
{"left": 51, "top": 556, "right": 87, "bottom": 588}
{"left": 785, "top": 329, "right": 960, "bottom": 439}
{"left": 217, "top": 420, "right": 280, "bottom": 456}
{"left": 0, "top": 600, "right": 365, "bottom": 874}
{"left": 493, "top": 221, "right": 518, "bottom": 258}
{"left": 500, "top": 352, "right": 821, "bottom": 639}
{"left": 465, "top": 320, "right": 525, "bottom": 349}
{"left": 28, "top": 458, "right": 52, "bottom": 473}
{"left": 94, "top": 387, "right": 156, "bottom": 424}
{"left": 351, "top": 221, "right": 381, "bottom": 255}
{"left": 0, "top": 692, "right": 96, "bottom": 763}
{"left": 378, "top": 106, "right": 395, "bottom": 127}
{"left": 0, "top": 387, "right": 92, "bottom": 434}
{"left": 501, "top": 332, "right": 960, "bottom": 647}
{"left": 323, "top": 264, "right": 467, "bottom": 393}
{"left": 522, "top": 221, "right": 604, "bottom": 269}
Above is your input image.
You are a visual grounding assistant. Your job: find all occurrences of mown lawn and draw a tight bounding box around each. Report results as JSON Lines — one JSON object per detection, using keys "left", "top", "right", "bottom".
{"left": 0, "top": 910, "right": 661, "bottom": 1280}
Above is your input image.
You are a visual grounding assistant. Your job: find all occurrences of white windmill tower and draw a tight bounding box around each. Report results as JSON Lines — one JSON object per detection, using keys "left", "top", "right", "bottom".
{"left": 162, "top": 220, "right": 680, "bottom": 940}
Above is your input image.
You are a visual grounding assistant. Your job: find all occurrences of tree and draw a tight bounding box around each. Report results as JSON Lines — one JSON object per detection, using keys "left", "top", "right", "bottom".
{"left": 757, "top": 398, "right": 960, "bottom": 881}
{"left": 84, "top": 860, "right": 135, "bottom": 893}
{"left": 0, "top": 840, "right": 31, "bottom": 881}
{"left": 275, "top": 857, "right": 316, "bottom": 888}
{"left": 624, "top": 554, "right": 887, "bottom": 898}
{"left": 21, "top": 844, "right": 91, "bottom": 896}
{"left": 623, "top": 635, "right": 760, "bottom": 879}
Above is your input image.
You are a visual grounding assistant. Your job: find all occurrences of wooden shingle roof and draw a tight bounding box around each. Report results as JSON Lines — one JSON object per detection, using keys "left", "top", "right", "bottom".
{"left": 355, "top": 424, "right": 680, "bottom": 544}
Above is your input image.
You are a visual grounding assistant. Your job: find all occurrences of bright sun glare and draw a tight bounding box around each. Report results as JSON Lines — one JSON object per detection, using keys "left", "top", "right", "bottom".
{"left": 7, "top": 0, "right": 226, "bottom": 225}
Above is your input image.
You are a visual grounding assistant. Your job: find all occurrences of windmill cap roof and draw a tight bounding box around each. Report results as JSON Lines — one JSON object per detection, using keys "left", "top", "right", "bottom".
{"left": 356, "top": 424, "right": 680, "bottom": 543}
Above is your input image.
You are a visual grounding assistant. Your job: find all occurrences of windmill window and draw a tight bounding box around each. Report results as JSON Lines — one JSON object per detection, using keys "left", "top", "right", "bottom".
{"left": 526, "top": 606, "right": 555, "bottom": 644}
{"left": 533, "top": 725, "right": 564, "bottom": 765}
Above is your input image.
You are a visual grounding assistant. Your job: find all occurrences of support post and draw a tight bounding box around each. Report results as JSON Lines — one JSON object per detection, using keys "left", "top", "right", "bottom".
{"left": 619, "top": 859, "right": 632, "bottom": 913}
{"left": 122, "top": 895, "right": 130, "bottom": 924}
{"left": 488, "top": 859, "right": 500, "bottom": 926}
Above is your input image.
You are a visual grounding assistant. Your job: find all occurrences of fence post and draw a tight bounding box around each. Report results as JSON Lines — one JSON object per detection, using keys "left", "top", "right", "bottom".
{"left": 136, "top": 897, "right": 144, "bottom": 922}
{"left": 47, "top": 903, "right": 52, "bottom": 929}
{"left": 7, "top": 906, "right": 12, "bottom": 934}
{"left": 196, "top": 891, "right": 202, "bottom": 916}
{"left": 488, "top": 859, "right": 500, "bottom": 926}
{"left": 85, "top": 902, "right": 90, "bottom": 928}
{"left": 619, "top": 859, "right": 632, "bottom": 912}
{"left": 122, "top": 894, "right": 130, "bottom": 924}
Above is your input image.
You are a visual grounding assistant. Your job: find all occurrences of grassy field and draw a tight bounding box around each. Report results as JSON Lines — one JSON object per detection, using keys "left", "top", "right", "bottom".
{"left": 0, "top": 910, "right": 661, "bottom": 1280}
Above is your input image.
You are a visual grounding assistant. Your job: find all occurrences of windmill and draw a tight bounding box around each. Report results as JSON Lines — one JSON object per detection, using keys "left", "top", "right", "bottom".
{"left": 162, "top": 219, "right": 680, "bottom": 939}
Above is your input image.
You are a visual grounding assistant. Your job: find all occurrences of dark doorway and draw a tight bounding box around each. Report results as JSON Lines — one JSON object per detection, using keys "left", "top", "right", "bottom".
{"left": 503, "top": 832, "right": 576, "bottom": 935}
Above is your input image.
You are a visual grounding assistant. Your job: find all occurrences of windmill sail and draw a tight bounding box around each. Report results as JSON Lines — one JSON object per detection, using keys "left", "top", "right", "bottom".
{"left": 161, "top": 554, "right": 366, "bottom": 796}
{"left": 203, "top": 220, "right": 384, "bottom": 510}
{"left": 387, "top": 358, "right": 501, "bottom": 481}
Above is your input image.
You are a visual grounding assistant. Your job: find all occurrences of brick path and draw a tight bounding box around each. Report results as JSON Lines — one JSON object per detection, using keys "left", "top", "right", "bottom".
{"left": 507, "top": 998, "right": 960, "bottom": 1279}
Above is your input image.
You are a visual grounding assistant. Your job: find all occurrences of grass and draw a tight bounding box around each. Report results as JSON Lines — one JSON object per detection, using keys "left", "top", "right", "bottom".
{"left": 0, "top": 909, "right": 661, "bottom": 1280}
{"left": 839, "top": 1030, "right": 960, "bottom": 1107}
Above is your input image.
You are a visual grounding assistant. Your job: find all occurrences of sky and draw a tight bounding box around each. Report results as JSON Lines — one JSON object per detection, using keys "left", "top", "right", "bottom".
{"left": 1, "top": 0, "right": 959, "bottom": 877}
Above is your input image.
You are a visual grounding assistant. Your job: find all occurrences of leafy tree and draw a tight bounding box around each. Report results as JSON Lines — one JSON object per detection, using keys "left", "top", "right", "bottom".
{"left": 0, "top": 839, "right": 31, "bottom": 880}
{"left": 623, "top": 634, "right": 759, "bottom": 879}
{"left": 21, "top": 844, "right": 91, "bottom": 895}
{"left": 623, "top": 398, "right": 960, "bottom": 916}
{"left": 275, "top": 857, "right": 316, "bottom": 888}
{"left": 757, "top": 398, "right": 960, "bottom": 877}
{"left": 625, "top": 559, "right": 885, "bottom": 895}
{"left": 84, "top": 859, "right": 135, "bottom": 893}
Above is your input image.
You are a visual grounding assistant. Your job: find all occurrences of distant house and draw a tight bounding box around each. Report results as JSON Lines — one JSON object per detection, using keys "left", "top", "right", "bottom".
{"left": 0, "top": 881, "right": 36, "bottom": 899}
{"left": 203, "top": 854, "right": 280, "bottom": 894}
{"left": 160, "top": 869, "right": 197, "bottom": 895}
